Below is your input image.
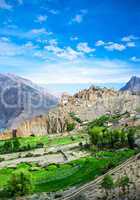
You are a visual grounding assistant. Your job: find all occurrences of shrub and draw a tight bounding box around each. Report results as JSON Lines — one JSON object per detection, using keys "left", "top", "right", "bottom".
{"left": 127, "top": 128, "right": 135, "bottom": 149}
{"left": 12, "top": 138, "right": 20, "bottom": 152}
{"left": 88, "top": 115, "right": 110, "bottom": 128}
{"left": 67, "top": 123, "right": 76, "bottom": 132}
{"left": 69, "top": 112, "right": 82, "bottom": 123}
{"left": 3, "top": 141, "right": 13, "bottom": 153}
{"left": 47, "top": 164, "right": 58, "bottom": 170}
{"left": 0, "top": 157, "right": 4, "bottom": 162}
{"left": 7, "top": 170, "right": 33, "bottom": 196}
{"left": 29, "top": 167, "right": 40, "bottom": 171}
{"left": 117, "top": 176, "right": 130, "bottom": 188}
{"left": 36, "top": 142, "right": 44, "bottom": 148}
{"left": 71, "top": 136, "right": 76, "bottom": 141}
{"left": 25, "top": 152, "right": 33, "bottom": 157}
{"left": 101, "top": 175, "right": 114, "bottom": 190}
{"left": 30, "top": 134, "right": 35, "bottom": 137}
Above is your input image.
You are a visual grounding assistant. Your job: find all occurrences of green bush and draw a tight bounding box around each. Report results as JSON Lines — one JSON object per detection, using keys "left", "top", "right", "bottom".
{"left": 101, "top": 175, "right": 114, "bottom": 190}
{"left": 0, "top": 157, "right": 4, "bottom": 162}
{"left": 69, "top": 112, "right": 82, "bottom": 123}
{"left": 36, "top": 142, "right": 44, "bottom": 148}
{"left": 67, "top": 123, "right": 76, "bottom": 132}
{"left": 7, "top": 170, "right": 33, "bottom": 196}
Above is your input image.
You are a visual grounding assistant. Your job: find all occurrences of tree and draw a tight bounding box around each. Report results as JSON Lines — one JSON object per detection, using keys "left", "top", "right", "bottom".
{"left": 7, "top": 170, "right": 33, "bottom": 196}
{"left": 120, "top": 129, "right": 127, "bottom": 146}
{"left": 3, "top": 141, "right": 13, "bottom": 153}
{"left": 67, "top": 122, "right": 76, "bottom": 132}
{"left": 117, "top": 176, "right": 130, "bottom": 194}
{"left": 88, "top": 126, "right": 105, "bottom": 146}
{"left": 101, "top": 175, "right": 114, "bottom": 197}
{"left": 13, "top": 138, "right": 20, "bottom": 152}
{"left": 127, "top": 128, "right": 135, "bottom": 149}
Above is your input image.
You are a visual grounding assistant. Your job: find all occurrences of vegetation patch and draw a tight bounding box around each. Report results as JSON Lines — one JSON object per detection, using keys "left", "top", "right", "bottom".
{"left": 0, "top": 134, "right": 87, "bottom": 154}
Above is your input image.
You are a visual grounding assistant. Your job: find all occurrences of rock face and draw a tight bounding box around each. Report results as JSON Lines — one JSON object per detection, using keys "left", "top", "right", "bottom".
{"left": 13, "top": 86, "right": 140, "bottom": 137}
{"left": 120, "top": 76, "right": 140, "bottom": 93}
{"left": 0, "top": 73, "right": 58, "bottom": 130}
{"left": 17, "top": 107, "right": 72, "bottom": 137}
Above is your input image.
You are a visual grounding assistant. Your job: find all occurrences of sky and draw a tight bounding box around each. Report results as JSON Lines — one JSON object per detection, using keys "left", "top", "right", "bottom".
{"left": 0, "top": 0, "right": 140, "bottom": 93}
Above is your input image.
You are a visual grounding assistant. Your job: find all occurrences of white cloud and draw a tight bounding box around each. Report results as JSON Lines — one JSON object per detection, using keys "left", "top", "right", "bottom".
{"left": 49, "top": 9, "right": 59, "bottom": 15}
{"left": 56, "top": 47, "right": 82, "bottom": 60}
{"left": 45, "top": 44, "right": 62, "bottom": 54}
{"left": 95, "top": 37, "right": 137, "bottom": 51}
{"left": 105, "top": 43, "right": 126, "bottom": 51}
{"left": 35, "top": 15, "right": 48, "bottom": 23}
{"left": 131, "top": 56, "right": 140, "bottom": 62}
{"left": 0, "top": 37, "right": 10, "bottom": 42}
{"left": 0, "top": 0, "right": 12, "bottom": 10}
{"left": 0, "top": 39, "right": 38, "bottom": 57}
{"left": 29, "top": 28, "right": 52, "bottom": 37}
{"left": 49, "top": 39, "right": 58, "bottom": 46}
{"left": 45, "top": 41, "right": 82, "bottom": 60}
{"left": 77, "top": 42, "right": 95, "bottom": 53}
{"left": 70, "top": 36, "right": 79, "bottom": 41}
{"left": 70, "top": 9, "right": 88, "bottom": 24}
{"left": 72, "top": 14, "right": 83, "bottom": 23}
{"left": 44, "top": 41, "right": 95, "bottom": 61}
{"left": 121, "top": 35, "right": 138, "bottom": 42}
{"left": 36, "top": 39, "right": 48, "bottom": 44}
{"left": 0, "top": 36, "right": 138, "bottom": 85}
{"left": 25, "top": 58, "right": 139, "bottom": 84}
{"left": 126, "top": 42, "right": 136, "bottom": 47}
{"left": 24, "top": 41, "right": 38, "bottom": 49}
{"left": 95, "top": 40, "right": 105, "bottom": 46}
{"left": 0, "top": 27, "right": 53, "bottom": 39}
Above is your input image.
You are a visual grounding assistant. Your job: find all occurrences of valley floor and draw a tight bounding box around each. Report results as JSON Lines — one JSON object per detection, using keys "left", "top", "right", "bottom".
{"left": 0, "top": 147, "right": 136, "bottom": 198}
{"left": 0, "top": 113, "right": 140, "bottom": 199}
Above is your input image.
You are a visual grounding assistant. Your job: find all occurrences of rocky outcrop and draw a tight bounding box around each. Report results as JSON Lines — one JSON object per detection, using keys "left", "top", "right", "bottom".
{"left": 16, "top": 106, "right": 73, "bottom": 137}
{"left": 60, "top": 87, "right": 140, "bottom": 121}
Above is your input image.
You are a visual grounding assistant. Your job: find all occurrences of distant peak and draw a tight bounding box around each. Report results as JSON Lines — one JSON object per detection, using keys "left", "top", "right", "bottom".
{"left": 130, "top": 76, "right": 140, "bottom": 80}
{"left": 120, "top": 76, "right": 140, "bottom": 92}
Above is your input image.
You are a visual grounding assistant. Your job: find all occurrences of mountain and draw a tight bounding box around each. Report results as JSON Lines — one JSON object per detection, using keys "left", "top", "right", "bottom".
{"left": 0, "top": 73, "right": 58, "bottom": 129}
{"left": 120, "top": 76, "right": 140, "bottom": 93}
{"left": 13, "top": 86, "right": 140, "bottom": 137}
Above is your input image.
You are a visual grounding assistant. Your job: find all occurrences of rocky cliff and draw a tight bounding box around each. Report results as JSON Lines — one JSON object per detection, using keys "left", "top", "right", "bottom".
{"left": 12, "top": 86, "right": 140, "bottom": 137}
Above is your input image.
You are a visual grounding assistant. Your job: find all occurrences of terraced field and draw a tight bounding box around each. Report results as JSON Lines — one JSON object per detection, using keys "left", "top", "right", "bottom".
{"left": 0, "top": 148, "right": 135, "bottom": 198}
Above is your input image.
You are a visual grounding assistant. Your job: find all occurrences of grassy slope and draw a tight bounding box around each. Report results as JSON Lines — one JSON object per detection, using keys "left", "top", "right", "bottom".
{"left": 0, "top": 149, "right": 135, "bottom": 193}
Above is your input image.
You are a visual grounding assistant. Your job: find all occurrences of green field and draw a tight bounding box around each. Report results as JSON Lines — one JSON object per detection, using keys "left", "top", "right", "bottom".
{"left": 0, "top": 133, "right": 87, "bottom": 154}
{"left": 0, "top": 149, "right": 135, "bottom": 195}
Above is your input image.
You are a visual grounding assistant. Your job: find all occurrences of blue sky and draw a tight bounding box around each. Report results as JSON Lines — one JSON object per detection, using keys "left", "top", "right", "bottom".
{"left": 0, "top": 0, "right": 140, "bottom": 93}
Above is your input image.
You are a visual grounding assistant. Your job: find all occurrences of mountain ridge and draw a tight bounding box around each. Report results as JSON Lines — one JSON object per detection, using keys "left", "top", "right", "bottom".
{"left": 0, "top": 73, "right": 58, "bottom": 130}
{"left": 120, "top": 76, "right": 140, "bottom": 93}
